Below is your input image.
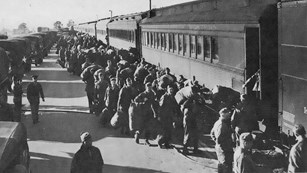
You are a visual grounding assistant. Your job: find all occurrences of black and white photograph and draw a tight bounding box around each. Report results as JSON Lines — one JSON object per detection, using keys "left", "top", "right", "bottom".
{"left": 0, "top": 0, "right": 306, "bottom": 172}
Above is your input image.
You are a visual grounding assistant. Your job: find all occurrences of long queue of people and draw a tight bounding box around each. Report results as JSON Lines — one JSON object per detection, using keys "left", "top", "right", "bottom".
{"left": 56, "top": 32, "right": 208, "bottom": 152}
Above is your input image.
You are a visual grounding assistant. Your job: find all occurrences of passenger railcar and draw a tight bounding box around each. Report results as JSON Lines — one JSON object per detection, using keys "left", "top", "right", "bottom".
{"left": 96, "top": 19, "right": 109, "bottom": 43}
{"left": 140, "top": 0, "right": 279, "bottom": 132}
{"left": 278, "top": 0, "right": 307, "bottom": 138}
{"left": 107, "top": 12, "right": 147, "bottom": 54}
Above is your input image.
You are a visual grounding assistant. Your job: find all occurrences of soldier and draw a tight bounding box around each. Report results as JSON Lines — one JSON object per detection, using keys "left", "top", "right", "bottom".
{"left": 288, "top": 124, "right": 307, "bottom": 173}
{"left": 11, "top": 77, "right": 23, "bottom": 122}
{"left": 233, "top": 132, "right": 256, "bottom": 173}
{"left": 94, "top": 72, "right": 108, "bottom": 115}
{"left": 104, "top": 77, "right": 119, "bottom": 114}
{"left": 158, "top": 85, "right": 181, "bottom": 148}
{"left": 27, "top": 75, "right": 45, "bottom": 124}
{"left": 211, "top": 108, "right": 234, "bottom": 173}
{"left": 71, "top": 132, "right": 104, "bottom": 173}
{"left": 134, "top": 82, "right": 157, "bottom": 145}
{"left": 117, "top": 78, "right": 138, "bottom": 135}
{"left": 182, "top": 96, "right": 201, "bottom": 154}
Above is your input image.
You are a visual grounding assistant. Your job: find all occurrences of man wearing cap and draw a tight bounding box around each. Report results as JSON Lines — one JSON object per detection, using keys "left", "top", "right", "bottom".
{"left": 104, "top": 77, "right": 119, "bottom": 113}
{"left": 288, "top": 124, "right": 307, "bottom": 173}
{"left": 27, "top": 75, "right": 45, "bottom": 124}
{"left": 233, "top": 132, "right": 256, "bottom": 173}
{"left": 117, "top": 77, "right": 138, "bottom": 135}
{"left": 134, "top": 82, "right": 157, "bottom": 145}
{"left": 71, "top": 132, "right": 104, "bottom": 173}
{"left": 211, "top": 107, "right": 234, "bottom": 173}
{"left": 11, "top": 77, "right": 23, "bottom": 122}
{"left": 158, "top": 85, "right": 181, "bottom": 149}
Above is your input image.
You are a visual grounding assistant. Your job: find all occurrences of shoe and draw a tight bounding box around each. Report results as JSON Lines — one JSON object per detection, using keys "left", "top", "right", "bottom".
{"left": 134, "top": 132, "right": 139, "bottom": 144}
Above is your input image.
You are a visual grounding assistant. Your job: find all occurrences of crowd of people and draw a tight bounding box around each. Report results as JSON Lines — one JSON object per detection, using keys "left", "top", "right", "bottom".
{"left": 56, "top": 32, "right": 307, "bottom": 173}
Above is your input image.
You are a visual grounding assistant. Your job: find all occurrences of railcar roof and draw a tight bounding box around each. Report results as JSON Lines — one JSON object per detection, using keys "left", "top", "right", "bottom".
{"left": 142, "top": 0, "right": 277, "bottom": 24}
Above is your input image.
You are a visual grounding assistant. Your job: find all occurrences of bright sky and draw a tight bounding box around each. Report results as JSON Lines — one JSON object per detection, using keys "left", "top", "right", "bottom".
{"left": 0, "top": 0, "right": 193, "bottom": 30}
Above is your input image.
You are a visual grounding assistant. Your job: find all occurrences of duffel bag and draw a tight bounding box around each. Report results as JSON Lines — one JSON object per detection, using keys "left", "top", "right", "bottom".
{"left": 99, "top": 108, "right": 114, "bottom": 126}
{"left": 128, "top": 102, "right": 143, "bottom": 132}
{"left": 110, "top": 110, "right": 125, "bottom": 129}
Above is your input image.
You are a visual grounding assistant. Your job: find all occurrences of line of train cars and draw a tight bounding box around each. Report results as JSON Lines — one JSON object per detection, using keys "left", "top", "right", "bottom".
{"left": 0, "top": 30, "right": 58, "bottom": 104}
{"left": 76, "top": 0, "right": 306, "bottom": 146}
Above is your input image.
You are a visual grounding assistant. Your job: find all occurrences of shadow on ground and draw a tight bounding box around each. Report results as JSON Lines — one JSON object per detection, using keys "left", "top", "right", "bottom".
{"left": 30, "top": 152, "right": 169, "bottom": 173}
{"left": 24, "top": 112, "right": 132, "bottom": 143}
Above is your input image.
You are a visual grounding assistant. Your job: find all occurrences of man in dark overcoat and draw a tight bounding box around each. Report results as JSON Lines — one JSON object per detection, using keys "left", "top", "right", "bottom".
{"left": 158, "top": 85, "right": 181, "bottom": 148}
{"left": 71, "top": 132, "right": 104, "bottom": 173}
{"left": 26, "top": 75, "right": 45, "bottom": 124}
{"left": 134, "top": 82, "right": 157, "bottom": 145}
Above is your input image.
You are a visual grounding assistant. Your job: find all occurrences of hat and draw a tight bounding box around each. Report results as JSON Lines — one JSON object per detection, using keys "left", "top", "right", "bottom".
{"left": 240, "top": 132, "right": 253, "bottom": 142}
{"left": 219, "top": 108, "right": 231, "bottom": 120}
{"left": 80, "top": 132, "right": 91, "bottom": 142}
{"left": 31, "top": 74, "right": 39, "bottom": 79}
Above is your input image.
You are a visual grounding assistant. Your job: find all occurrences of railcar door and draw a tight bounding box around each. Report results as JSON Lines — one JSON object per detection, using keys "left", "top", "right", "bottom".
{"left": 278, "top": 0, "right": 307, "bottom": 136}
{"left": 245, "top": 27, "right": 260, "bottom": 98}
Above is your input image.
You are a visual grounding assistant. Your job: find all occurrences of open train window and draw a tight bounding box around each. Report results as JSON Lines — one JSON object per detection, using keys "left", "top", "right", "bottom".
{"left": 179, "top": 34, "right": 183, "bottom": 55}
{"left": 150, "top": 32, "right": 153, "bottom": 47}
{"left": 211, "top": 37, "right": 219, "bottom": 63}
{"left": 161, "top": 33, "right": 165, "bottom": 50}
{"left": 174, "top": 33, "right": 178, "bottom": 53}
{"left": 184, "top": 34, "right": 189, "bottom": 57}
{"left": 196, "top": 35, "right": 204, "bottom": 60}
{"left": 146, "top": 32, "right": 150, "bottom": 45}
{"left": 154, "top": 32, "right": 157, "bottom": 48}
{"left": 169, "top": 33, "right": 173, "bottom": 52}
{"left": 204, "top": 36, "right": 211, "bottom": 61}
{"left": 190, "top": 35, "right": 196, "bottom": 58}
{"left": 157, "top": 33, "right": 161, "bottom": 49}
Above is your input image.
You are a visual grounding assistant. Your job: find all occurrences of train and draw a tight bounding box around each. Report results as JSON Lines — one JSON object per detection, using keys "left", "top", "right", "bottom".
{"left": 73, "top": 0, "right": 306, "bottom": 145}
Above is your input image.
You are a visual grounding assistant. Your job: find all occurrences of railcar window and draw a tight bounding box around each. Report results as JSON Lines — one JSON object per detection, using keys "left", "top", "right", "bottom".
{"left": 146, "top": 32, "right": 150, "bottom": 45}
{"left": 163, "top": 33, "right": 167, "bottom": 51}
{"left": 179, "top": 34, "right": 183, "bottom": 55}
{"left": 157, "top": 33, "right": 161, "bottom": 49}
{"left": 154, "top": 32, "right": 157, "bottom": 48}
{"left": 132, "top": 31, "right": 135, "bottom": 43}
{"left": 211, "top": 37, "right": 219, "bottom": 63}
{"left": 190, "top": 35, "right": 196, "bottom": 58}
{"left": 169, "top": 33, "right": 173, "bottom": 52}
{"left": 161, "top": 33, "right": 165, "bottom": 50}
{"left": 174, "top": 33, "right": 178, "bottom": 53}
{"left": 150, "top": 32, "right": 153, "bottom": 47}
{"left": 204, "top": 36, "right": 211, "bottom": 61}
{"left": 196, "top": 36, "right": 204, "bottom": 60}
{"left": 184, "top": 34, "right": 189, "bottom": 57}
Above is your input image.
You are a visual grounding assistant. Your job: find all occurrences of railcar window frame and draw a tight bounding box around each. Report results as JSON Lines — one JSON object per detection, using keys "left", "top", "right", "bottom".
{"left": 179, "top": 34, "right": 183, "bottom": 55}
{"left": 184, "top": 34, "right": 190, "bottom": 57}
{"left": 169, "top": 33, "right": 173, "bottom": 52}
{"left": 174, "top": 33, "right": 178, "bottom": 53}
{"left": 190, "top": 35, "right": 196, "bottom": 59}
{"left": 204, "top": 36, "right": 211, "bottom": 62}
{"left": 150, "top": 32, "right": 154, "bottom": 47}
{"left": 196, "top": 35, "right": 204, "bottom": 60}
{"left": 211, "top": 36, "right": 219, "bottom": 63}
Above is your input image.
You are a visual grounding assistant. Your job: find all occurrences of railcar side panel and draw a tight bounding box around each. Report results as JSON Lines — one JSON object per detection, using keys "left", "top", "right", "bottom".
{"left": 278, "top": 0, "right": 307, "bottom": 135}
